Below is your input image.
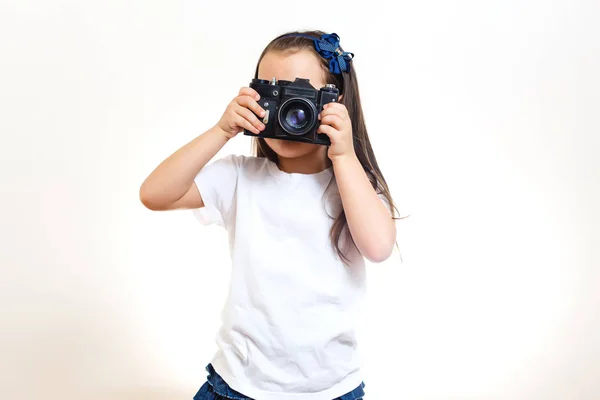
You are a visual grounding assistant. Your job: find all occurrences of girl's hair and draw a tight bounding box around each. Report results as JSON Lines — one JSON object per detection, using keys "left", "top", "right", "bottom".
{"left": 251, "top": 30, "right": 403, "bottom": 265}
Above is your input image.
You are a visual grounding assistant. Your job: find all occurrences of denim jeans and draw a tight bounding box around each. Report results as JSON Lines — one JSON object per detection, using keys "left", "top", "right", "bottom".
{"left": 193, "top": 363, "right": 366, "bottom": 400}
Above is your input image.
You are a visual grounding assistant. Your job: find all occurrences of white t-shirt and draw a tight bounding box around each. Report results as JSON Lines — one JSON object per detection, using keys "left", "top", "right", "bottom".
{"left": 193, "top": 154, "right": 372, "bottom": 400}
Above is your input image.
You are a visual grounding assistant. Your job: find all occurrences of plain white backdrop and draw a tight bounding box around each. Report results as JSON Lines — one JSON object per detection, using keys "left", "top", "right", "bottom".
{"left": 1, "top": 0, "right": 598, "bottom": 399}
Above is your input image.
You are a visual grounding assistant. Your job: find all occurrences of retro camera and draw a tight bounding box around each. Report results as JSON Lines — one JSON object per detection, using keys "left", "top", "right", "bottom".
{"left": 243, "top": 77, "right": 339, "bottom": 146}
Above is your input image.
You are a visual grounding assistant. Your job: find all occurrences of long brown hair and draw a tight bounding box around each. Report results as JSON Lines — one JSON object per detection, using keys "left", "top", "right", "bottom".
{"left": 252, "top": 30, "right": 403, "bottom": 264}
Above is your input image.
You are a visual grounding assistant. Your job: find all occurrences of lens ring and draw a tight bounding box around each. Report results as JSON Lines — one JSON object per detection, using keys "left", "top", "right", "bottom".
{"left": 278, "top": 98, "right": 317, "bottom": 136}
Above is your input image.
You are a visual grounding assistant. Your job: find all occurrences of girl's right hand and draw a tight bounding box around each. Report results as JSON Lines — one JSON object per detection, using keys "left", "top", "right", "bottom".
{"left": 216, "top": 87, "right": 266, "bottom": 139}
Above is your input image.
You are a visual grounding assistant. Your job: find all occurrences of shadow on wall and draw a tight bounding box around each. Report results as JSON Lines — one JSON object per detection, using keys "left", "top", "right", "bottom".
{"left": 97, "top": 388, "right": 192, "bottom": 400}
{"left": 36, "top": 388, "right": 193, "bottom": 400}
{"left": 2, "top": 294, "right": 199, "bottom": 400}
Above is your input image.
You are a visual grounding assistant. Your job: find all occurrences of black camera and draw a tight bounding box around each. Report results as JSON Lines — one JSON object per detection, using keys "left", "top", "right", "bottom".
{"left": 243, "top": 77, "right": 339, "bottom": 146}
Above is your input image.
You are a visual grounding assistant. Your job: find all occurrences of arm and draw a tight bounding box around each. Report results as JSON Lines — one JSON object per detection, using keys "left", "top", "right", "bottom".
{"left": 139, "top": 125, "right": 231, "bottom": 211}
{"left": 139, "top": 87, "right": 266, "bottom": 211}
{"left": 317, "top": 102, "right": 396, "bottom": 263}
{"left": 333, "top": 154, "right": 396, "bottom": 263}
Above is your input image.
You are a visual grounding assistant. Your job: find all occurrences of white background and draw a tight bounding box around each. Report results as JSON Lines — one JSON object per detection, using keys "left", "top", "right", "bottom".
{"left": 1, "top": 0, "right": 598, "bottom": 399}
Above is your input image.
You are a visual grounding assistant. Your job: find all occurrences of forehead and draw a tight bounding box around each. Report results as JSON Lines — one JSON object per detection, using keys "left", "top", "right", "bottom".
{"left": 257, "top": 50, "right": 326, "bottom": 89}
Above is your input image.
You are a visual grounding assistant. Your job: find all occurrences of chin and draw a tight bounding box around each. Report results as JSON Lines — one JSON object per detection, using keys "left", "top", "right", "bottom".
{"left": 264, "top": 138, "right": 322, "bottom": 159}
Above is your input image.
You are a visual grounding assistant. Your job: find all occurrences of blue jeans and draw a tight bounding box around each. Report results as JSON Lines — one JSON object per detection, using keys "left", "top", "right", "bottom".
{"left": 193, "top": 363, "right": 366, "bottom": 400}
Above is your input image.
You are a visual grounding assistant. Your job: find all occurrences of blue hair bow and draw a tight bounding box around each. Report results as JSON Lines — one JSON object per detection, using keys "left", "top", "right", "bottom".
{"left": 281, "top": 32, "right": 354, "bottom": 74}
{"left": 314, "top": 33, "right": 354, "bottom": 74}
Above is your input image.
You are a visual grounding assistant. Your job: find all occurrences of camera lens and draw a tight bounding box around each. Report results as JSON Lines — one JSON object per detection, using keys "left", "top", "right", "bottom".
{"left": 286, "top": 108, "right": 307, "bottom": 129}
{"left": 278, "top": 98, "right": 317, "bottom": 136}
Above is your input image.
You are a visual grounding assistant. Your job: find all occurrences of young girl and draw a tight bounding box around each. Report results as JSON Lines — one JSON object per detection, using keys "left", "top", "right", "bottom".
{"left": 140, "top": 30, "right": 399, "bottom": 400}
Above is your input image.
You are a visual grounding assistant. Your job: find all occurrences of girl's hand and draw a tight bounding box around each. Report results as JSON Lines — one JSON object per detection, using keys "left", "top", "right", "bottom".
{"left": 216, "top": 87, "right": 266, "bottom": 139}
{"left": 317, "top": 102, "right": 356, "bottom": 161}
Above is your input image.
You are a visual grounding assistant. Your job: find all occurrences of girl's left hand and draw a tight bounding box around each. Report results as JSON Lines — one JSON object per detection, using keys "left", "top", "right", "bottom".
{"left": 317, "top": 103, "right": 356, "bottom": 161}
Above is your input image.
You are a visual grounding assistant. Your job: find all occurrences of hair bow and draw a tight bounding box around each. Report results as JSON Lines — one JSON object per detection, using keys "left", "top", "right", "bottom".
{"left": 280, "top": 32, "right": 354, "bottom": 74}
{"left": 312, "top": 33, "right": 354, "bottom": 74}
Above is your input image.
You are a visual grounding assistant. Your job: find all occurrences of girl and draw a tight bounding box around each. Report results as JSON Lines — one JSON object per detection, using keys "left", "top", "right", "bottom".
{"left": 140, "top": 30, "right": 400, "bottom": 400}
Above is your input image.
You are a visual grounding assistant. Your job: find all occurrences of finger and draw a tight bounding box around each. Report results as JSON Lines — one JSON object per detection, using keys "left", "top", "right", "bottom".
{"left": 235, "top": 105, "right": 265, "bottom": 132}
{"left": 235, "top": 114, "right": 260, "bottom": 134}
{"left": 323, "top": 102, "right": 348, "bottom": 115}
{"left": 320, "top": 114, "right": 344, "bottom": 130}
{"left": 238, "top": 87, "right": 261, "bottom": 101}
{"left": 236, "top": 95, "right": 266, "bottom": 119}
{"left": 320, "top": 103, "right": 348, "bottom": 119}
{"left": 323, "top": 102, "right": 346, "bottom": 112}
{"left": 317, "top": 124, "right": 337, "bottom": 137}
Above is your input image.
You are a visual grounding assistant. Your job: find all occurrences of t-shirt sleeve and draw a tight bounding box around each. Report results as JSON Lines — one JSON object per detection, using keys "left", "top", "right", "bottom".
{"left": 192, "top": 154, "right": 240, "bottom": 227}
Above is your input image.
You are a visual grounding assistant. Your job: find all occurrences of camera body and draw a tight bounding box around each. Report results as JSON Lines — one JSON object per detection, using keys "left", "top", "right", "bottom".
{"left": 243, "top": 77, "right": 339, "bottom": 146}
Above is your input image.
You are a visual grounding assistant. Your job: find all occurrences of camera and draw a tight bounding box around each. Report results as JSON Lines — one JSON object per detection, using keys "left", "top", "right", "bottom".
{"left": 243, "top": 77, "right": 339, "bottom": 146}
